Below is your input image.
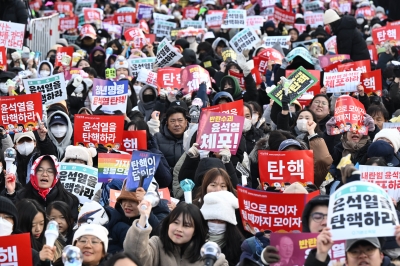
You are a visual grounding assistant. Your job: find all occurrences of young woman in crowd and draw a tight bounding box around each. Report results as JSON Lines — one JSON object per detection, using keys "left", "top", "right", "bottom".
{"left": 46, "top": 201, "right": 75, "bottom": 246}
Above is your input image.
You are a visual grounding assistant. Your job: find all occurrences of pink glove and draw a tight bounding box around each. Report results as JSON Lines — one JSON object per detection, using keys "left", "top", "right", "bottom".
{"left": 363, "top": 114, "right": 375, "bottom": 132}
{"left": 325, "top": 116, "right": 336, "bottom": 135}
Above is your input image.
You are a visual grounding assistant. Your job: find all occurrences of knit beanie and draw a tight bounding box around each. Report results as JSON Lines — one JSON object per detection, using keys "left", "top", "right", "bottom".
{"left": 283, "top": 182, "right": 309, "bottom": 194}
{"left": 62, "top": 145, "right": 97, "bottom": 167}
{"left": 200, "top": 191, "right": 238, "bottom": 225}
{"left": 0, "top": 196, "right": 18, "bottom": 228}
{"left": 73, "top": 223, "right": 109, "bottom": 253}
{"left": 373, "top": 128, "right": 400, "bottom": 153}
{"left": 323, "top": 9, "right": 340, "bottom": 25}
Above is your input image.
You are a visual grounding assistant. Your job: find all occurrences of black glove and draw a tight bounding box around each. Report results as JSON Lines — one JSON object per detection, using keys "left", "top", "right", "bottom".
{"left": 175, "top": 88, "right": 184, "bottom": 100}
{"left": 263, "top": 246, "right": 281, "bottom": 264}
{"left": 93, "top": 105, "right": 104, "bottom": 115}
{"left": 281, "top": 94, "right": 291, "bottom": 111}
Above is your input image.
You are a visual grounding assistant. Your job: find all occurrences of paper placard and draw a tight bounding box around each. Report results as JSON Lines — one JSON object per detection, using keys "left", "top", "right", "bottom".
{"left": 324, "top": 71, "right": 361, "bottom": 93}
{"left": 229, "top": 28, "right": 260, "bottom": 54}
{"left": 91, "top": 79, "right": 129, "bottom": 114}
{"left": 128, "top": 57, "right": 156, "bottom": 77}
{"left": 155, "top": 38, "right": 183, "bottom": 68}
{"left": 23, "top": 74, "right": 67, "bottom": 106}
{"left": 265, "top": 36, "right": 290, "bottom": 49}
{"left": 0, "top": 21, "right": 25, "bottom": 50}
{"left": 221, "top": 9, "right": 246, "bottom": 29}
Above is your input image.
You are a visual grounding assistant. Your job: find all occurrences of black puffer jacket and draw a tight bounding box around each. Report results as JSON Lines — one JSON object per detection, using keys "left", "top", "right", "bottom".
{"left": 154, "top": 123, "right": 184, "bottom": 170}
{"left": 0, "top": 0, "right": 28, "bottom": 24}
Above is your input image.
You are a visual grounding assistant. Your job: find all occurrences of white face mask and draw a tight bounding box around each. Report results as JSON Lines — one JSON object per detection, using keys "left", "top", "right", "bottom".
{"left": 16, "top": 142, "right": 35, "bottom": 156}
{"left": 40, "top": 70, "right": 50, "bottom": 77}
{"left": 0, "top": 83, "right": 8, "bottom": 94}
{"left": 74, "top": 84, "right": 84, "bottom": 94}
{"left": 133, "top": 85, "right": 141, "bottom": 95}
{"left": 243, "top": 118, "right": 252, "bottom": 132}
{"left": 296, "top": 119, "right": 308, "bottom": 132}
{"left": 208, "top": 221, "right": 226, "bottom": 235}
{"left": 251, "top": 114, "right": 259, "bottom": 125}
{"left": 357, "top": 18, "right": 364, "bottom": 25}
{"left": 50, "top": 125, "right": 68, "bottom": 138}
{"left": 187, "top": 37, "right": 196, "bottom": 44}
{"left": 0, "top": 217, "right": 13, "bottom": 236}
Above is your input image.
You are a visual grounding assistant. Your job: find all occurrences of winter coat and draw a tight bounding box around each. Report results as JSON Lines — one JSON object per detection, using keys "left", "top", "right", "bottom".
{"left": 46, "top": 111, "right": 73, "bottom": 161}
{"left": 147, "top": 137, "right": 173, "bottom": 188}
{"left": 123, "top": 220, "right": 229, "bottom": 266}
{"left": 219, "top": 75, "right": 258, "bottom": 102}
{"left": 154, "top": 123, "right": 185, "bottom": 170}
{"left": 103, "top": 206, "right": 130, "bottom": 254}
{"left": 389, "top": 81, "right": 400, "bottom": 112}
{"left": 137, "top": 86, "right": 160, "bottom": 122}
{"left": 243, "top": 127, "right": 265, "bottom": 155}
{"left": 0, "top": 0, "right": 28, "bottom": 24}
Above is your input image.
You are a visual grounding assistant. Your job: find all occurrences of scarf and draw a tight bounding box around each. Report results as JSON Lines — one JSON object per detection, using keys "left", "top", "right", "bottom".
{"left": 294, "top": 126, "right": 307, "bottom": 141}
{"left": 208, "top": 233, "right": 226, "bottom": 249}
{"left": 30, "top": 155, "right": 60, "bottom": 199}
{"left": 341, "top": 134, "right": 369, "bottom": 158}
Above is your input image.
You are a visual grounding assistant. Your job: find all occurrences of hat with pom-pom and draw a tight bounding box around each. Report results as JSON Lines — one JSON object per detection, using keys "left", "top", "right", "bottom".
{"left": 200, "top": 191, "right": 238, "bottom": 225}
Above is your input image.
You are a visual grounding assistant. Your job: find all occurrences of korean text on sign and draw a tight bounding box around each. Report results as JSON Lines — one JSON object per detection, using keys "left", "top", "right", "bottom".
{"left": 98, "top": 153, "right": 131, "bottom": 182}
{"left": 324, "top": 71, "right": 361, "bottom": 93}
{"left": 157, "top": 67, "right": 181, "bottom": 89}
{"left": 180, "top": 65, "right": 212, "bottom": 94}
{"left": 264, "top": 36, "right": 290, "bottom": 49}
{"left": 120, "top": 130, "right": 147, "bottom": 153}
{"left": 155, "top": 38, "right": 183, "bottom": 68}
{"left": 0, "top": 21, "right": 25, "bottom": 50}
{"left": 23, "top": 74, "right": 67, "bottom": 106}
{"left": 331, "top": 95, "right": 366, "bottom": 135}
{"left": 221, "top": 9, "right": 246, "bottom": 29}
{"left": 0, "top": 233, "right": 33, "bottom": 265}
{"left": 126, "top": 151, "right": 161, "bottom": 191}
{"left": 128, "top": 57, "right": 156, "bottom": 77}
{"left": 91, "top": 79, "right": 128, "bottom": 114}
{"left": 229, "top": 28, "right": 260, "bottom": 54}
{"left": 202, "top": 99, "right": 244, "bottom": 116}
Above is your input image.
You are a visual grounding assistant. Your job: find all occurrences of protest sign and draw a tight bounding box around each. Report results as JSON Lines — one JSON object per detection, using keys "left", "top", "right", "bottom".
{"left": 228, "top": 70, "right": 245, "bottom": 89}
{"left": 339, "top": 2, "right": 351, "bottom": 13}
{"left": 292, "top": 39, "right": 318, "bottom": 50}
{"left": 75, "top": 0, "right": 95, "bottom": 15}
{"left": 159, "top": 188, "right": 171, "bottom": 202}
{"left": 337, "top": 59, "right": 371, "bottom": 73}
{"left": 59, "top": 162, "right": 102, "bottom": 204}
{"left": 64, "top": 68, "right": 81, "bottom": 80}
{"left": 183, "top": 7, "right": 199, "bottom": 19}
{"left": 0, "top": 21, "right": 25, "bottom": 50}
{"left": 253, "top": 54, "right": 269, "bottom": 75}
{"left": 274, "top": 6, "right": 295, "bottom": 24}
{"left": 206, "top": 11, "right": 225, "bottom": 28}
{"left": 221, "top": 48, "right": 237, "bottom": 62}
{"left": 372, "top": 25, "right": 400, "bottom": 44}
{"left": 265, "top": 36, "right": 290, "bottom": 49}
{"left": 294, "top": 23, "right": 307, "bottom": 34}
{"left": 202, "top": 100, "right": 244, "bottom": 116}
{"left": 303, "top": 0, "right": 322, "bottom": 12}
{"left": 126, "top": 151, "right": 161, "bottom": 191}
{"left": 328, "top": 181, "right": 399, "bottom": 241}
{"left": 153, "top": 20, "right": 176, "bottom": 38}
{"left": 98, "top": 153, "right": 131, "bottom": 182}
{"left": 323, "top": 61, "right": 340, "bottom": 73}
{"left": 74, "top": 114, "right": 124, "bottom": 148}
{"left": 54, "top": 1, "right": 73, "bottom": 14}
{"left": 91, "top": 79, "right": 128, "bottom": 114}
{"left": 114, "top": 12, "right": 136, "bottom": 25}
{"left": 259, "top": 0, "right": 274, "bottom": 8}
{"left": 196, "top": 111, "right": 244, "bottom": 155}
{"left": 267, "top": 66, "right": 318, "bottom": 107}
{"left": 109, "top": 189, "right": 121, "bottom": 208}
{"left": 318, "top": 54, "right": 350, "bottom": 68}
{"left": 0, "top": 93, "right": 42, "bottom": 134}
{"left": 237, "top": 185, "right": 318, "bottom": 233}
{"left": 246, "top": 16, "right": 264, "bottom": 28}
{"left": 62, "top": 34, "right": 79, "bottom": 45}
{"left": 324, "top": 35, "right": 337, "bottom": 53}
{"left": 120, "top": 130, "right": 147, "bottom": 153}
{"left": 0, "top": 47, "right": 7, "bottom": 71}
{"left": 383, "top": 123, "right": 400, "bottom": 132}
{"left": 330, "top": 95, "right": 366, "bottom": 135}
{"left": 304, "top": 12, "right": 324, "bottom": 28}
{"left": 355, "top": 6, "right": 375, "bottom": 20}
{"left": 153, "top": 12, "right": 174, "bottom": 21}
{"left": 23, "top": 74, "right": 67, "bottom": 106}
{"left": 136, "top": 3, "right": 153, "bottom": 20}
{"left": 157, "top": 67, "right": 181, "bottom": 89}
{"left": 137, "top": 68, "right": 158, "bottom": 88}
{"left": 0, "top": 233, "right": 33, "bottom": 265}
{"left": 177, "top": 28, "right": 205, "bottom": 39}
{"left": 180, "top": 65, "right": 212, "bottom": 94}
{"left": 180, "top": 20, "right": 205, "bottom": 29}
{"left": 124, "top": 27, "right": 145, "bottom": 42}
{"left": 368, "top": 45, "right": 378, "bottom": 63}
{"left": 83, "top": 8, "right": 102, "bottom": 26}
{"left": 259, "top": 150, "right": 314, "bottom": 184}
{"left": 324, "top": 71, "right": 361, "bottom": 93}
{"left": 128, "top": 57, "right": 156, "bottom": 77}
{"left": 229, "top": 28, "right": 260, "bottom": 54}
{"left": 221, "top": 9, "right": 246, "bottom": 29}
{"left": 155, "top": 38, "right": 183, "bottom": 68}
{"left": 59, "top": 17, "right": 79, "bottom": 31}
{"left": 258, "top": 48, "right": 284, "bottom": 65}
{"left": 360, "top": 70, "right": 382, "bottom": 96}
{"left": 54, "top": 47, "right": 74, "bottom": 67}
{"left": 286, "top": 69, "right": 320, "bottom": 105}
{"left": 270, "top": 233, "right": 346, "bottom": 266}
{"left": 30, "top": 0, "right": 42, "bottom": 11}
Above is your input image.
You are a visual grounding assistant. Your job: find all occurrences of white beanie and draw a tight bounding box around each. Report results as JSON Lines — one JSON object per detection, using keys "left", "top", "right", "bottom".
{"left": 73, "top": 224, "right": 109, "bottom": 254}
{"left": 62, "top": 145, "right": 97, "bottom": 166}
{"left": 323, "top": 9, "right": 340, "bottom": 25}
{"left": 373, "top": 128, "right": 400, "bottom": 153}
{"left": 200, "top": 191, "right": 238, "bottom": 225}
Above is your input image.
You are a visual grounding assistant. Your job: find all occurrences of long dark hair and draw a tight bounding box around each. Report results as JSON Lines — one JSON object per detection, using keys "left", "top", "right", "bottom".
{"left": 105, "top": 252, "right": 138, "bottom": 266}
{"left": 222, "top": 223, "right": 244, "bottom": 266}
{"left": 46, "top": 201, "right": 74, "bottom": 245}
{"left": 159, "top": 203, "right": 208, "bottom": 263}
{"left": 292, "top": 108, "right": 322, "bottom": 134}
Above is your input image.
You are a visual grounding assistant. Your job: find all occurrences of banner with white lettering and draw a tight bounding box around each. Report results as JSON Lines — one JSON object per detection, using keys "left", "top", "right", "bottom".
{"left": 91, "top": 79, "right": 128, "bottom": 114}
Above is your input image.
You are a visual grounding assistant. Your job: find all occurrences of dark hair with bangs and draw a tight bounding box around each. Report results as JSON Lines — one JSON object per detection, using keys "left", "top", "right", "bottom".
{"left": 47, "top": 201, "right": 75, "bottom": 245}
{"left": 159, "top": 202, "right": 208, "bottom": 263}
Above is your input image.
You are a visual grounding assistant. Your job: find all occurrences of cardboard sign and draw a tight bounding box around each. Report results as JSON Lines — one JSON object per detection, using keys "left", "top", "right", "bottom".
{"left": 128, "top": 57, "right": 156, "bottom": 77}
{"left": 114, "top": 12, "right": 136, "bottom": 25}
{"left": 91, "top": 79, "right": 128, "bottom": 114}
{"left": 59, "top": 17, "right": 79, "bottom": 31}
{"left": 246, "top": 15, "right": 264, "bottom": 28}
{"left": 126, "top": 151, "right": 161, "bottom": 191}
{"left": 258, "top": 48, "right": 284, "bottom": 65}
{"left": 360, "top": 70, "right": 382, "bottom": 96}
{"left": 324, "top": 36, "right": 337, "bottom": 54}
{"left": 183, "top": 7, "right": 199, "bottom": 19}
{"left": 206, "top": 12, "right": 225, "bottom": 28}
{"left": 229, "top": 28, "right": 260, "bottom": 54}
{"left": 74, "top": 114, "right": 124, "bottom": 148}
{"left": 270, "top": 233, "right": 346, "bottom": 266}
{"left": 153, "top": 20, "right": 176, "bottom": 38}
{"left": 324, "top": 71, "right": 361, "bottom": 93}
{"left": 0, "top": 93, "right": 42, "bottom": 134}
{"left": 180, "top": 65, "right": 212, "bottom": 94}
{"left": 267, "top": 66, "right": 318, "bottom": 107}
{"left": 124, "top": 27, "right": 145, "bottom": 42}
{"left": 181, "top": 20, "right": 205, "bottom": 29}
{"left": 318, "top": 54, "right": 350, "bottom": 68}
{"left": 274, "top": 6, "right": 295, "bottom": 24}
{"left": 137, "top": 68, "right": 158, "bottom": 88}
{"left": 0, "top": 46, "right": 7, "bottom": 71}
{"left": 155, "top": 38, "right": 183, "bottom": 68}
{"left": 221, "top": 48, "right": 237, "bottom": 62}
{"left": 304, "top": 12, "right": 324, "bottom": 28}
{"left": 54, "top": 1, "right": 73, "bottom": 14}
{"left": 221, "top": 9, "right": 246, "bottom": 29}
{"left": 0, "top": 234, "right": 33, "bottom": 265}
{"left": 196, "top": 111, "right": 244, "bottom": 155}
{"left": 331, "top": 95, "right": 366, "bottom": 135}
{"left": 337, "top": 59, "right": 370, "bottom": 73}
{"left": 157, "top": 67, "right": 181, "bottom": 89}
{"left": 59, "top": 162, "right": 102, "bottom": 204}
{"left": 237, "top": 186, "right": 318, "bottom": 233}
{"left": 265, "top": 36, "right": 290, "bottom": 49}
{"left": 328, "top": 181, "right": 399, "bottom": 241}
{"left": 120, "top": 130, "right": 147, "bottom": 153}
{"left": 202, "top": 99, "right": 244, "bottom": 116}
{"left": 372, "top": 25, "right": 400, "bottom": 44}
{"left": 136, "top": 3, "right": 153, "bottom": 20}
{"left": 98, "top": 153, "right": 131, "bottom": 182}
{"left": 23, "top": 74, "right": 67, "bottom": 106}
{"left": 355, "top": 6, "right": 375, "bottom": 20}
{"left": 259, "top": 150, "right": 314, "bottom": 184}
{"left": 54, "top": 47, "right": 74, "bottom": 67}
{"left": 0, "top": 21, "right": 25, "bottom": 50}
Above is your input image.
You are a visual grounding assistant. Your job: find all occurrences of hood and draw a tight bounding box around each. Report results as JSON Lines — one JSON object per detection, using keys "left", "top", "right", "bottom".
{"left": 47, "top": 110, "right": 73, "bottom": 158}
{"left": 212, "top": 91, "right": 234, "bottom": 106}
{"left": 37, "top": 60, "right": 54, "bottom": 78}
{"left": 89, "top": 46, "right": 106, "bottom": 64}
{"left": 220, "top": 76, "right": 241, "bottom": 99}
{"left": 211, "top": 37, "right": 229, "bottom": 52}
{"left": 194, "top": 158, "right": 226, "bottom": 187}
{"left": 138, "top": 85, "right": 158, "bottom": 103}
{"left": 336, "top": 15, "right": 357, "bottom": 32}
{"left": 30, "top": 155, "right": 60, "bottom": 199}
{"left": 301, "top": 195, "right": 330, "bottom": 232}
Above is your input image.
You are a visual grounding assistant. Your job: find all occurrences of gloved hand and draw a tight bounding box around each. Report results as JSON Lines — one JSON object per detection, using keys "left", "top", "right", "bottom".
{"left": 93, "top": 105, "right": 104, "bottom": 115}
{"left": 363, "top": 114, "right": 375, "bottom": 132}
{"left": 236, "top": 53, "right": 251, "bottom": 77}
{"left": 340, "top": 163, "right": 358, "bottom": 184}
{"left": 189, "top": 105, "right": 200, "bottom": 123}
{"left": 176, "top": 89, "right": 184, "bottom": 100}
{"left": 187, "top": 143, "right": 200, "bottom": 158}
{"left": 159, "top": 89, "right": 168, "bottom": 100}
{"left": 219, "top": 146, "right": 231, "bottom": 163}
{"left": 262, "top": 246, "right": 280, "bottom": 264}
{"left": 281, "top": 94, "right": 290, "bottom": 111}
{"left": 325, "top": 116, "right": 336, "bottom": 135}
{"left": 73, "top": 75, "right": 83, "bottom": 88}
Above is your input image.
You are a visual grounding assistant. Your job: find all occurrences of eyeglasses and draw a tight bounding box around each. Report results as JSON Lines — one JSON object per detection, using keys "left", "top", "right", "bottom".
{"left": 77, "top": 237, "right": 102, "bottom": 246}
{"left": 312, "top": 100, "right": 328, "bottom": 106}
{"left": 36, "top": 168, "right": 55, "bottom": 175}
{"left": 348, "top": 246, "right": 378, "bottom": 257}
{"left": 310, "top": 212, "right": 328, "bottom": 223}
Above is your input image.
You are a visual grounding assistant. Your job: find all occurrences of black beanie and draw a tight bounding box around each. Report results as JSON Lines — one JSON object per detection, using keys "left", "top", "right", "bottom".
{"left": 0, "top": 196, "right": 18, "bottom": 228}
{"left": 301, "top": 195, "right": 330, "bottom": 233}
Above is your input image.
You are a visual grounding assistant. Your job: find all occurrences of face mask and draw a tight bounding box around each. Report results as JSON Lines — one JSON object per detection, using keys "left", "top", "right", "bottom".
{"left": 94, "top": 54, "right": 105, "bottom": 63}
{"left": 187, "top": 37, "right": 196, "bottom": 44}
{"left": 0, "top": 83, "right": 8, "bottom": 94}
{"left": 74, "top": 84, "right": 84, "bottom": 94}
{"left": 377, "top": 13, "right": 384, "bottom": 19}
{"left": 243, "top": 118, "right": 252, "bottom": 132}
{"left": 387, "top": 79, "right": 392, "bottom": 85}
{"left": 173, "top": 11, "right": 181, "bottom": 18}
{"left": 0, "top": 217, "right": 13, "bottom": 236}
{"left": 16, "top": 142, "right": 35, "bottom": 156}
{"left": 143, "top": 94, "right": 155, "bottom": 103}
{"left": 357, "top": 18, "right": 364, "bottom": 25}
{"left": 50, "top": 125, "right": 68, "bottom": 138}
{"left": 133, "top": 85, "right": 141, "bottom": 95}
{"left": 208, "top": 222, "right": 226, "bottom": 235}
{"left": 296, "top": 119, "right": 308, "bottom": 132}
{"left": 251, "top": 114, "right": 259, "bottom": 125}
{"left": 40, "top": 70, "right": 50, "bottom": 77}
{"left": 113, "top": 49, "right": 119, "bottom": 54}
{"left": 224, "top": 87, "right": 234, "bottom": 96}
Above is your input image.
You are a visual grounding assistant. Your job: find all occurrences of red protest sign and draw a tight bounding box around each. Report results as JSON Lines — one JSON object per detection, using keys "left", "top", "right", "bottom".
{"left": 228, "top": 70, "right": 245, "bottom": 89}
{"left": 114, "top": 12, "right": 136, "bottom": 25}
{"left": 180, "top": 65, "right": 212, "bottom": 94}
{"left": 159, "top": 187, "right": 171, "bottom": 202}
{"left": 120, "top": 130, "right": 147, "bottom": 153}
{"left": 183, "top": 7, "right": 199, "bottom": 19}
{"left": 274, "top": 6, "right": 295, "bottom": 24}
{"left": 202, "top": 100, "right": 244, "bottom": 116}
{"left": 294, "top": 23, "right": 307, "bottom": 34}
{"left": 0, "top": 93, "right": 42, "bottom": 134}
{"left": 0, "top": 233, "right": 33, "bottom": 265}
{"left": 331, "top": 95, "right": 366, "bottom": 135}
{"left": 74, "top": 114, "right": 124, "bottom": 149}
{"left": 259, "top": 150, "right": 314, "bottom": 184}
{"left": 54, "top": 1, "right": 73, "bottom": 14}
{"left": 157, "top": 67, "right": 181, "bottom": 89}
{"left": 337, "top": 59, "right": 371, "bottom": 73}
{"left": 55, "top": 47, "right": 74, "bottom": 67}
{"left": 59, "top": 17, "right": 79, "bottom": 31}
{"left": 29, "top": 0, "right": 42, "bottom": 11}
{"left": 84, "top": 8, "right": 102, "bottom": 24}
{"left": 253, "top": 54, "right": 269, "bottom": 75}
{"left": 368, "top": 45, "right": 378, "bottom": 63}
{"left": 124, "top": 27, "right": 145, "bottom": 42}
{"left": 372, "top": 25, "right": 400, "bottom": 44}
{"left": 361, "top": 70, "right": 382, "bottom": 96}
{"left": 0, "top": 46, "right": 7, "bottom": 71}
{"left": 323, "top": 61, "right": 341, "bottom": 73}
{"left": 237, "top": 186, "right": 319, "bottom": 233}
{"left": 258, "top": 48, "right": 283, "bottom": 65}
{"left": 355, "top": 6, "right": 375, "bottom": 20}
{"left": 144, "top": 34, "right": 155, "bottom": 45}
{"left": 196, "top": 111, "right": 244, "bottom": 155}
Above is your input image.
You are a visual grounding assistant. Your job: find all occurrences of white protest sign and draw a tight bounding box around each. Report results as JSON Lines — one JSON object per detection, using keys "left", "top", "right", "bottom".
{"left": 221, "top": 9, "right": 246, "bottom": 29}
{"left": 128, "top": 57, "right": 156, "bottom": 77}
{"left": 259, "top": 0, "right": 275, "bottom": 8}
{"left": 339, "top": 2, "right": 351, "bottom": 13}
{"left": 229, "top": 28, "right": 260, "bottom": 54}
{"left": 181, "top": 20, "right": 205, "bottom": 29}
{"left": 153, "top": 20, "right": 176, "bottom": 38}
{"left": 153, "top": 13, "right": 174, "bottom": 21}
{"left": 383, "top": 123, "right": 400, "bottom": 132}
{"left": 265, "top": 36, "right": 290, "bottom": 49}
{"left": 137, "top": 68, "right": 158, "bottom": 88}
{"left": 0, "top": 21, "right": 25, "bottom": 50}
{"left": 23, "top": 74, "right": 67, "bottom": 106}
{"left": 206, "top": 13, "right": 224, "bottom": 28}
{"left": 246, "top": 16, "right": 264, "bottom": 28}
{"left": 303, "top": 0, "right": 322, "bottom": 12}
{"left": 304, "top": 12, "right": 324, "bottom": 28}
{"left": 324, "top": 71, "right": 361, "bottom": 93}
{"left": 328, "top": 181, "right": 399, "bottom": 241}
{"left": 75, "top": 0, "right": 95, "bottom": 15}
{"left": 155, "top": 38, "right": 183, "bottom": 68}
{"left": 325, "top": 35, "right": 337, "bottom": 53}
